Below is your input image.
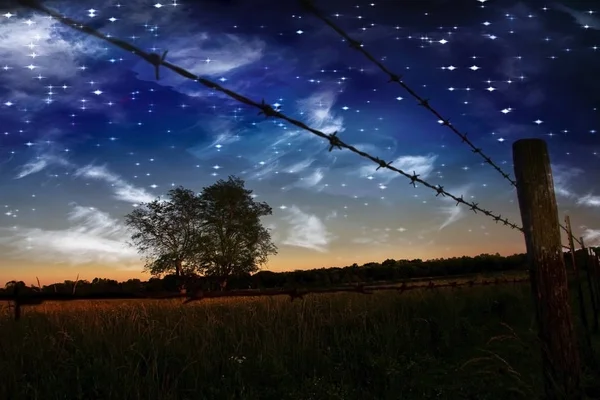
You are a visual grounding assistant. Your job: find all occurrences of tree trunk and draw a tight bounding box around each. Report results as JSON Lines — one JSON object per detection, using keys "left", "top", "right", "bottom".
{"left": 175, "top": 259, "right": 182, "bottom": 277}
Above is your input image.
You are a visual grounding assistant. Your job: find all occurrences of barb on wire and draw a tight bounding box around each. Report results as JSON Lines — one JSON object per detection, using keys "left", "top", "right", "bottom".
{"left": 16, "top": 0, "right": 522, "bottom": 232}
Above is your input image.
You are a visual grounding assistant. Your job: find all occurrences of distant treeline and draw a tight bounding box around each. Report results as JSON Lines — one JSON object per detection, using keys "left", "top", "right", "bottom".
{"left": 0, "top": 252, "right": 529, "bottom": 294}
{"left": 2, "top": 250, "right": 596, "bottom": 296}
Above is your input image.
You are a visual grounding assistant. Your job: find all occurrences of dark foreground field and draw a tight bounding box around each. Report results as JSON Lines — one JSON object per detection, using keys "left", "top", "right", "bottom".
{"left": 1, "top": 277, "right": 598, "bottom": 400}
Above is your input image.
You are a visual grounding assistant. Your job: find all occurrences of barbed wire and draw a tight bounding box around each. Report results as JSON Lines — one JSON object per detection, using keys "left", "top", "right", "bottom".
{"left": 297, "top": 0, "right": 517, "bottom": 186}
{"left": 15, "top": 0, "right": 524, "bottom": 232}
{"left": 561, "top": 224, "right": 583, "bottom": 246}
{"left": 1, "top": 277, "right": 530, "bottom": 321}
{"left": 297, "top": 0, "right": 585, "bottom": 245}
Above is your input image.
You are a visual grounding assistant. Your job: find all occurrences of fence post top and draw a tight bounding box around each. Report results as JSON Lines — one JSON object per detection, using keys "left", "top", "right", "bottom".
{"left": 514, "top": 138, "right": 545, "bottom": 143}
{"left": 512, "top": 138, "right": 548, "bottom": 149}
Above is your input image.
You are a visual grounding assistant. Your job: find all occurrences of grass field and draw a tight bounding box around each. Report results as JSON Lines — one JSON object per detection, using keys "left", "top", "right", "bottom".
{"left": 1, "top": 274, "right": 598, "bottom": 400}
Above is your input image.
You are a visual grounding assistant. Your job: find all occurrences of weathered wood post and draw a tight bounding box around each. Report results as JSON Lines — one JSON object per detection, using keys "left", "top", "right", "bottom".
{"left": 512, "top": 139, "right": 582, "bottom": 399}
{"left": 595, "top": 254, "right": 600, "bottom": 307}
{"left": 565, "top": 216, "right": 594, "bottom": 361}
{"left": 584, "top": 240, "right": 600, "bottom": 310}
{"left": 579, "top": 236, "right": 600, "bottom": 333}
{"left": 13, "top": 284, "right": 21, "bottom": 322}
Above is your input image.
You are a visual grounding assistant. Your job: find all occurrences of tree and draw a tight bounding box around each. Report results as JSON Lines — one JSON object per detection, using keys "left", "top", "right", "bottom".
{"left": 193, "top": 176, "right": 277, "bottom": 286}
{"left": 4, "top": 280, "right": 26, "bottom": 290}
{"left": 124, "top": 187, "right": 206, "bottom": 277}
{"left": 124, "top": 177, "right": 277, "bottom": 287}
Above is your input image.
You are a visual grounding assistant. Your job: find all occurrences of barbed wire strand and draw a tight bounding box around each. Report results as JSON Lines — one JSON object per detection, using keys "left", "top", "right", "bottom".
{"left": 297, "top": 0, "right": 517, "bottom": 185}
{"left": 2, "top": 278, "right": 530, "bottom": 321}
{"left": 297, "top": 0, "right": 586, "bottom": 244}
{"left": 16, "top": 0, "right": 524, "bottom": 232}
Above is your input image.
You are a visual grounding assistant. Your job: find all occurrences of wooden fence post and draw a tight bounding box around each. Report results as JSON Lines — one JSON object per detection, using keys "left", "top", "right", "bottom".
{"left": 593, "top": 253, "right": 600, "bottom": 317}
{"left": 565, "top": 216, "right": 594, "bottom": 361}
{"left": 578, "top": 236, "right": 599, "bottom": 333}
{"left": 13, "top": 284, "right": 21, "bottom": 322}
{"left": 512, "top": 138, "right": 582, "bottom": 399}
{"left": 584, "top": 240, "right": 600, "bottom": 313}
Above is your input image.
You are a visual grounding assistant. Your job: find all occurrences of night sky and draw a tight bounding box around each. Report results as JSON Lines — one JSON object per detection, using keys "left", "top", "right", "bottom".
{"left": 0, "top": 0, "right": 598, "bottom": 285}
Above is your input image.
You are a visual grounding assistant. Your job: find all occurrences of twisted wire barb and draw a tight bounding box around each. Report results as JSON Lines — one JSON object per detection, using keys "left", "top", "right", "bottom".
{"left": 17, "top": 0, "right": 523, "bottom": 232}
{"left": 298, "top": 0, "right": 587, "bottom": 243}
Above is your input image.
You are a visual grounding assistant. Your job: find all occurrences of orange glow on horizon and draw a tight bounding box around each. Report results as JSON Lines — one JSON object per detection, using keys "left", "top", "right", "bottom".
{"left": 1, "top": 241, "right": 525, "bottom": 287}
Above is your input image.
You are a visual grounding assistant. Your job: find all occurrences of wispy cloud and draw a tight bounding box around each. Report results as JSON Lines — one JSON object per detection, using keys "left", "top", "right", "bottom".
{"left": 438, "top": 184, "right": 472, "bottom": 231}
{"left": 186, "top": 118, "right": 243, "bottom": 158}
{"left": 438, "top": 205, "right": 463, "bottom": 231}
{"left": 0, "top": 205, "right": 140, "bottom": 266}
{"left": 582, "top": 229, "right": 600, "bottom": 246}
{"left": 577, "top": 195, "right": 600, "bottom": 208}
{"left": 15, "top": 151, "right": 154, "bottom": 205}
{"left": 230, "top": 89, "right": 347, "bottom": 185}
{"left": 551, "top": 165, "right": 600, "bottom": 209}
{"left": 15, "top": 153, "right": 72, "bottom": 179}
{"left": 74, "top": 165, "right": 155, "bottom": 204}
{"left": 357, "top": 154, "right": 437, "bottom": 183}
{"left": 293, "top": 168, "right": 326, "bottom": 190}
{"left": 0, "top": 14, "right": 108, "bottom": 114}
{"left": 171, "top": 34, "right": 265, "bottom": 76}
{"left": 553, "top": 3, "right": 600, "bottom": 30}
{"left": 186, "top": 87, "right": 347, "bottom": 189}
{"left": 296, "top": 89, "right": 345, "bottom": 135}
{"left": 281, "top": 206, "right": 334, "bottom": 252}
{"left": 552, "top": 164, "right": 583, "bottom": 199}
{"left": 133, "top": 32, "right": 265, "bottom": 96}
{"left": 285, "top": 158, "right": 316, "bottom": 174}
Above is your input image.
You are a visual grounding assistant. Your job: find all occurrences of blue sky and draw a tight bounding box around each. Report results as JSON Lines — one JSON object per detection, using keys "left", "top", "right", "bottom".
{"left": 0, "top": 0, "right": 598, "bottom": 284}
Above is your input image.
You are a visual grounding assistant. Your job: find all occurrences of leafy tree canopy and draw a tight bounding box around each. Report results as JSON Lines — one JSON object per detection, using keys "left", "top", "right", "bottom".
{"left": 194, "top": 176, "right": 277, "bottom": 278}
{"left": 124, "top": 176, "right": 277, "bottom": 280}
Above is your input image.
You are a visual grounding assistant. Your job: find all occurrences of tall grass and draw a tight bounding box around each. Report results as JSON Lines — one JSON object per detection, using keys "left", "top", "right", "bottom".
{"left": 0, "top": 284, "right": 575, "bottom": 399}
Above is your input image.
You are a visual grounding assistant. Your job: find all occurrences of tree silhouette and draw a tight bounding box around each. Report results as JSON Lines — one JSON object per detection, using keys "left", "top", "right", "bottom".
{"left": 193, "top": 176, "right": 277, "bottom": 286}
{"left": 124, "top": 187, "right": 206, "bottom": 277}
{"left": 0, "top": 251, "right": 544, "bottom": 296}
{"left": 124, "top": 177, "right": 277, "bottom": 287}
{"left": 4, "top": 280, "right": 26, "bottom": 290}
